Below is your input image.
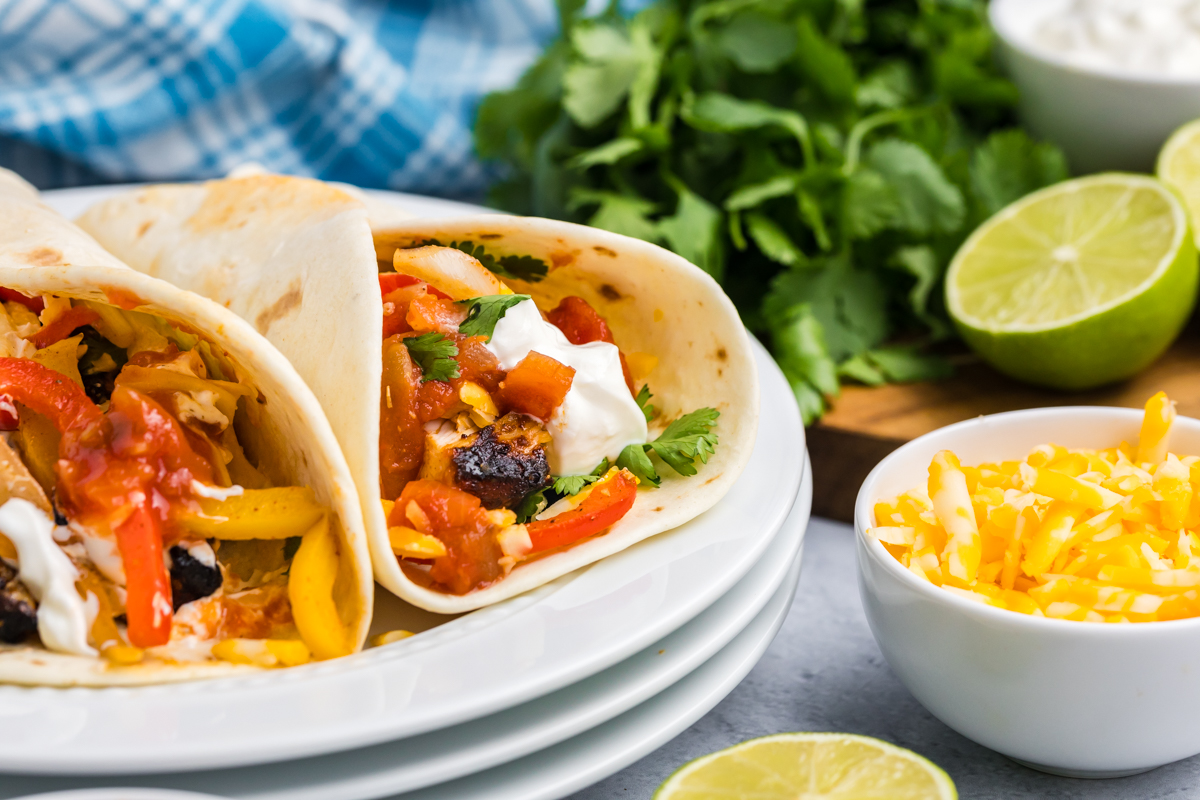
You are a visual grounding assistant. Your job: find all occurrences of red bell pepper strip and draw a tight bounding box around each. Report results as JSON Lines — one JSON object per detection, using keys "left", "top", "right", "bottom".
{"left": 0, "top": 357, "right": 103, "bottom": 432}
{"left": 114, "top": 501, "right": 172, "bottom": 647}
{"left": 526, "top": 469, "right": 638, "bottom": 553}
{"left": 0, "top": 288, "right": 44, "bottom": 314}
{"left": 27, "top": 306, "right": 100, "bottom": 349}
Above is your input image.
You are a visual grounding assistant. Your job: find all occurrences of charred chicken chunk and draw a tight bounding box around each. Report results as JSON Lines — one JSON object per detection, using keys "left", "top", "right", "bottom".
{"left": 0, "top": 560, "right": 36, "bottom": 643}
{"left": 452, "top": 414, "right": 551, "bottom": 509}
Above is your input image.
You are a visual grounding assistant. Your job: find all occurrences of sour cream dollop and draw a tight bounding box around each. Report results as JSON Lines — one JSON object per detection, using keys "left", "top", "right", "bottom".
{"left": 486, "top": 300, "right": 648, "bottom": 476}
{"left": 0, "top": 499, "right": 95, "bottom": 657}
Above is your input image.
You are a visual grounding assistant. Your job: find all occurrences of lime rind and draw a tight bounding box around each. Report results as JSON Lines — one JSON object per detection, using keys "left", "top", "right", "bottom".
{"left": 653, "top": 731, "right": 957, "bottom": 800}
{"left": 1158, "top": 117, "right": 1200, "bottom": 245}
{"left": 946, "top": 174, "right": 1190, "bottom": 334}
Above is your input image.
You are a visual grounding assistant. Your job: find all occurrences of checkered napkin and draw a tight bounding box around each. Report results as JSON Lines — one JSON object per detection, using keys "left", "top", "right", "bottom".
{"left": 0, "top": 0, "right": 556, "bottom": 195}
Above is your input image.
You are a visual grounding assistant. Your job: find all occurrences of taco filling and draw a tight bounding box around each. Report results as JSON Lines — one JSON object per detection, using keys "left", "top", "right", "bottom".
{"left": 379, "top": 245, "right": 720, "bottom": 595}
{"left": 0, "top": 289, "right": 350, "bottom": 668}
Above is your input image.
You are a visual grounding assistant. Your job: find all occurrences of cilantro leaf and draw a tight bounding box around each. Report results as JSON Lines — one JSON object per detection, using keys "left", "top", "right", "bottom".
{"left": 417, "top": 239, "right": 548, "bottom": 283}
{"left": 457, "top": 295, "right": 531, "bottom": 341}
{"left": 865, "top": 139, "right": 966, "bottom": 236}
{"left": 648, "top": 408, "right": 720, "bottom": 477}
{"left": 714, "top": 10, "right": 796, "bottom": 73}
{"left": 635, "top": 384, "right": 656, "bottom": 422}
{"left": 513, "top": 489, "right": 549, "bottom": 524}
{"left": 553, "top": 473, "right": 599, "bottom": 496}
{"left": 618, "top": 442, "right": 659, "bottom": 487}
{"left": 969, "top": 129, "right": 1068, "bottom": 218}
{"left": 402, "top": 333, "right": 460, "bottom": 383}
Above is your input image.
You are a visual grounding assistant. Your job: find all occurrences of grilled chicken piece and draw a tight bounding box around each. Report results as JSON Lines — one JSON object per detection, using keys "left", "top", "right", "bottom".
{"left": 452, "top": 414, "right": 551, "bottom": 509}
{"left": 0, "top": 561, "right": 36, "bottom": 644}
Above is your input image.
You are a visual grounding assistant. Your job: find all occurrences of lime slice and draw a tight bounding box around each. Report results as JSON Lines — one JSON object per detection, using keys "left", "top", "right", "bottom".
{"left": 1159, "top": 117, "right": 1200, "bottom": 239}
{"left": 653, "top": 732, "right": 956, "bottom": 800}
{"left": 945, "top": 174, "right": 1197, "bottom": 390}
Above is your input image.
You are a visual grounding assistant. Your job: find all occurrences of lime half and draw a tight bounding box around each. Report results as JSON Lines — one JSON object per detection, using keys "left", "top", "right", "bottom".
{"left": 946, "top": 174, "right": 1197, "bottom": 390}
{"left": 653, "top": 732, "right": 957, "bottom": 800}
{"left": 1159, "top": 117, "right": 1200, "bottom": 240}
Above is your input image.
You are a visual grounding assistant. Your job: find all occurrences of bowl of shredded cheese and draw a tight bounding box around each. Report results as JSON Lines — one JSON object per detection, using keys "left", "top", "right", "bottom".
{"left": 856, "top": 393, "right": 1200, "bottom": 777}
{"left": 991, "top": 0, "right": 1200, "bottom": 173}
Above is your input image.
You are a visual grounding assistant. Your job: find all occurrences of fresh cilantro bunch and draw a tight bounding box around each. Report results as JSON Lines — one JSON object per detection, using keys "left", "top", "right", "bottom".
{"left": 475, "top": 0, "right": 1068, "bottom": 423}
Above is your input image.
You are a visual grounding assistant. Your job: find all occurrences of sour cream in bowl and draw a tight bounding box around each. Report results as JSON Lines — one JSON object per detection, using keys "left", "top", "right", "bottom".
{"left": 990, "top": 0, "right": 1200, "bottom": 173}
{"left": 855, "top": 403, "right": 1200, "bottom": 777}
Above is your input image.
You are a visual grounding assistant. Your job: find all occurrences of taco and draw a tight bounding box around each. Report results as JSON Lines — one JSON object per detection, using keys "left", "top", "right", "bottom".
{"left": 0, "top": 173, "right": 372, "bottom": 685}
{"left": 77, "top": 176, "right": 759, "bottom": 613}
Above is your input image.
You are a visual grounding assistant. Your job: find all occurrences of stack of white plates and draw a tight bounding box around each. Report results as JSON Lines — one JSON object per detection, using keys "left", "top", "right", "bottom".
{"left": 0, "top": 189, "right": 812, "bottom": 800}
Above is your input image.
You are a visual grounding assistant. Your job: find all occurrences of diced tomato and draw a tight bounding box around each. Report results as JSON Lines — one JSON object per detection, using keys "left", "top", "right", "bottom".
{"left": 547, "top": 296, "right": 635, "bottom": 394}
{"left": 495, "top": 351, "right": 575, "bottom": 421}
{"left": 406, "top": 292, "right": 467, "bottom": 333}
{"left": 379, "top": 272, "right": 451, "bottom": 300}
{"left": 527, "top": 469, "right": 637, "bottom": 553}
{"left": 27, "top": 306, "right": 100, "bottom": 349}
{"left": 395, "top": 480, "right": 503, "bottom": 594}
{"left": 382, "top": 285, "right": 423, "bottom": 339}
{"left": 0, "top": 288, "right": 44, "bottom": 314}
{"left": 56, "top": 386, "right": 217, "bottom": 648}
{"left": 413, "top": 333, "right": 505, "bottom": 423}
{"left": 380, "top": 336, "right": 426, "bottom": 500}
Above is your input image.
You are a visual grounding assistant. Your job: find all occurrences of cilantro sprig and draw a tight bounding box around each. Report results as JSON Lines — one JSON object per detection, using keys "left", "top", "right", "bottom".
{"left": 634, "top": 384, "right": 656, "bottom": 422}
{"left": 618, "top": 408, "right": 720, "bottom": 488}
{"left": 515, "top": 458, "right": 612, "bottom": 523}
{"left": 475, "top": 0, "right": 1068, "bottom": 424}
{"left": 457, "top": 294, "right": 531, "bottom": 341}
{"left": 416, "top": 239, "right": 548, "bottom": 283}
{"left": 402, "top": 333, "right": 460, "bottom": 383}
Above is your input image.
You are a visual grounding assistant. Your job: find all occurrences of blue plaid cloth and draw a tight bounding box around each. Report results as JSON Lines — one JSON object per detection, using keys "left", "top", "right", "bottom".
{"left": 0, "top": 0, "right": 558, "bottom": 196}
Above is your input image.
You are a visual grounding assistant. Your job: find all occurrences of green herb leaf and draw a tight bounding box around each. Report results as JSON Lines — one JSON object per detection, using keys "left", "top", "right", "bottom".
{"left": 570, "top": 137, "right": 645, "bottom": 169}
{"left": 841, "top": 169, "right": 900, "bottom": 240}
{"left": 794, "top": 15, "right": 857, "bottom": 105}
{"left": 658, "top": 183, "right": 724, "bottom": 279}
{"left": 970, "top": 129, "right": 1069, "bottom": 218}
{"left": 745, "top": 213, "right": 806, "bottom": 268}
{"left": 570, "top": 189, "right": 661, "bottom": 242}
{"left": 635, "top": 384, "right": 656, "bottom": 422}
{"left": 417, "top": 239, "right": 549, "bottom": 283}
{"left": 514, "top": 489, "right": 549, "bottom": 524}
{"left": 648, "top": 407, "right": 720, "bottom": 477}
{"left": 715, "top": 10, "right": 796, "bottom": 73}
{"left": 553, "top": 473, "right": 600, "bottom": 496}
{"left": 402, "top": 333, "right": 461, "bottom": 383}
{"left": 865, "top": 139, "right": 966, "bottom": 236}
{"left": 457, "top": 294, "right": 532, "bottom": 341}
{"left": 617, "top": 442, "right": 660, "bottom": 487}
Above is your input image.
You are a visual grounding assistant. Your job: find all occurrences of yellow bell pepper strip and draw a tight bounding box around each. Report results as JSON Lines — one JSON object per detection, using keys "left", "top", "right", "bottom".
{"left": 388, "top": 525, "right": 448, "bottom": 558}
{"left": 287, "top": 515, "right": 350, "bottom": 660}
{"left": 178, "top": 487, "right": 326, "bottom": 540}
{"left": 1137, "top": 391, "right": 1175, "bottom": 464}
{"left": 928, "top": 450, "right": 981, "bottom": 583}
{"left": 212, "top": 638, "right": 312, "bottom": 668}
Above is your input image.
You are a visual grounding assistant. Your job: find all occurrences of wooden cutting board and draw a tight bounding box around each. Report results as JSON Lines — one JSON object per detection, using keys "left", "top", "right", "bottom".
{"left": 807, "top": 329, "right": 1200, "bottom": 523}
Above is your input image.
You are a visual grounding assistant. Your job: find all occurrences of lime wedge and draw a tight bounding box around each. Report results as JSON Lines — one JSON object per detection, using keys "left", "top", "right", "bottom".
{"left": 1159, "top": 117, "right": 1200, "bottom": 240}
{"left": 653, "top": 732, "right": 956, "bottom": 800}
{"left": 945, "top": 174, "right": 1197, "bottom": 390}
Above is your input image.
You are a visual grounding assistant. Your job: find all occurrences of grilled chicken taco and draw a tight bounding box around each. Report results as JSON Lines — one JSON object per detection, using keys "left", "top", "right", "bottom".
{"left": 0, "top": 172, "right": 371, "bottom": 685}
{"left": 78, "top": 176, "right": 759, "bottom": 613}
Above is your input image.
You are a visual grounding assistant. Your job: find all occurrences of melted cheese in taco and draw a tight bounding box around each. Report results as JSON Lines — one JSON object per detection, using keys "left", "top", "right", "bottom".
{"left": 378, "top": 246, "right": 718, "bottom": 596}
{"left": 0, "top": 290, "right": 351, "bottom": 668}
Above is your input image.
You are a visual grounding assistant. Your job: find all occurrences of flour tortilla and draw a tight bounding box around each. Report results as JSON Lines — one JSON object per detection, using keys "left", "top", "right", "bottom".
{"left": 0, "top": 180, "right": 373, "bottom": 685}
{"left": 77, "top": 177, "right": 760, "bottom": 613}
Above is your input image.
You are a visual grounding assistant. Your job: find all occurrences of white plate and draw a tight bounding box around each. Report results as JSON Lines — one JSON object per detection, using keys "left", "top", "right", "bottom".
{"left": 1, "top": 457, "right": 808, "bottom": 800}
{"left": 0, "top": 189, "right": 803, "bottom": 776}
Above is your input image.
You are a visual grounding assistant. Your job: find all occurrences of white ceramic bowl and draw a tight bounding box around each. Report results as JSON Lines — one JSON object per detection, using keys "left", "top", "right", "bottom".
{"left": 855, "top": 406, "right": 1200, "bottom": 778}
{"left": 990, "top": 0, "right": 1200, "bottom": 174}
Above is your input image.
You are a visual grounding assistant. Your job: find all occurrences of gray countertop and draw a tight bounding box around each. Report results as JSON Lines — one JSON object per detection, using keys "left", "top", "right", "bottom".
{"left": 569, "top": 518, "right": 1200, "bottom": 800}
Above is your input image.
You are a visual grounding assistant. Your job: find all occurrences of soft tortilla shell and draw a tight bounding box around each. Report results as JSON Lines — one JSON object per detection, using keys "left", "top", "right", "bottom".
{"left": 0, "top": 263, "right": 373, "bottom": 685}
{"left": 78, "top": 181, "right": 759, "bottom": 613}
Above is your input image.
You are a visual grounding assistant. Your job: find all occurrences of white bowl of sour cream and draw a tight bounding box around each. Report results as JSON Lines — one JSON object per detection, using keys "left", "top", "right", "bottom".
{"left": 991, "top": 0, "right": 1200, "bottom": 173}
{"left": 855, "top": 406, "right": 1200, "bottom": 778}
